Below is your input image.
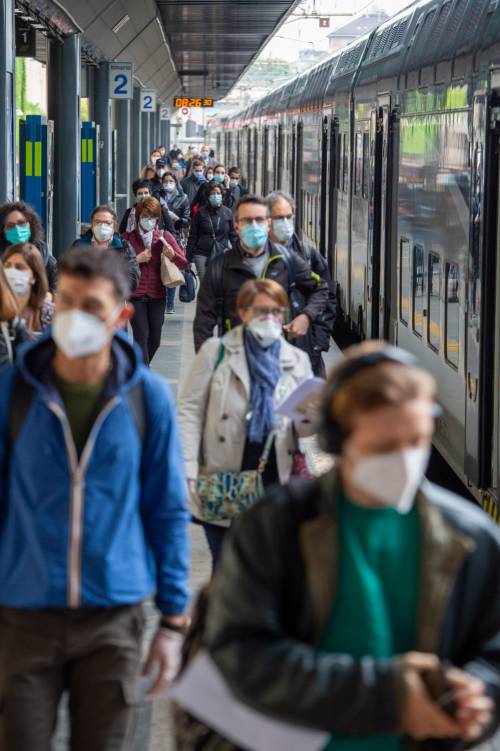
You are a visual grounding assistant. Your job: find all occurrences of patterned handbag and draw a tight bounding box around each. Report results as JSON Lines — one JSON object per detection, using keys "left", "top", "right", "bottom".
{"left": 196, "top": 431, "right": 276, "bottom": 523}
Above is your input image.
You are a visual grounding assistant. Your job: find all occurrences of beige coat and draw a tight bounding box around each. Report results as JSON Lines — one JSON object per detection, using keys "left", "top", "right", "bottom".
{"left": 177, "top": 325, "right": 314, "bottom": 521}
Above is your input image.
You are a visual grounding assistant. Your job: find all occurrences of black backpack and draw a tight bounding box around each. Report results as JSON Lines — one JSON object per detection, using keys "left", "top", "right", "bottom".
{"left": 5, "top": 373, "right": 146, "bottom": 461}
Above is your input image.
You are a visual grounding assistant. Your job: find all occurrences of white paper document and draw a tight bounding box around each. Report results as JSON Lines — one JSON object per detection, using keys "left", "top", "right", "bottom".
{"left": 170, "top": 651, "right": 329, "bottom": 751}
{"left": 275, "top": 376, "right": 326, "bottom": 422}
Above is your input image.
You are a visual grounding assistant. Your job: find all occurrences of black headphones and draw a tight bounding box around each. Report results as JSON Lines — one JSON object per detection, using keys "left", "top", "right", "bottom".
{"left": 318, "top": 346, "right": 421, "bottom": 455}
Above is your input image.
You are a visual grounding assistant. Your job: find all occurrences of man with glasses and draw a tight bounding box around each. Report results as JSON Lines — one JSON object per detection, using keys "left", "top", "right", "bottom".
{"left": 0, "top": 246, "right": 190, "bottom": 750}
{"left": 193, "top": 195, "right": 328, "bottom": 355}
{"left": 267, "top": 191, "right": 337, "bottom": 376}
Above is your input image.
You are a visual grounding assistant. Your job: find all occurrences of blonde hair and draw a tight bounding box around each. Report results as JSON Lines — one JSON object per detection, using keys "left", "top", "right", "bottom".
{"left": 236, "top": 278, "right": 288, "bottom": 311}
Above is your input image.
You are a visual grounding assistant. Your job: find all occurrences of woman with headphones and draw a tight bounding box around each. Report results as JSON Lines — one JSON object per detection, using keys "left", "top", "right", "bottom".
{"left": 199, "top": 340, "right": 500, "bottom": 749}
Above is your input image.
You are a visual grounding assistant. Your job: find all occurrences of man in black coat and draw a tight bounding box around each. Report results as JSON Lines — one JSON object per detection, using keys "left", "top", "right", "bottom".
{"left": 224, "top": 167, "right": 249, "bottom": 211}
{"left": 181, "top": 159, "right": 206, "bottom": 205}
{"left": 205, "top": 343, "right": 500, "bottom": 749}
{"left": 193, "top": 194, "right": 328, "bottom": 354}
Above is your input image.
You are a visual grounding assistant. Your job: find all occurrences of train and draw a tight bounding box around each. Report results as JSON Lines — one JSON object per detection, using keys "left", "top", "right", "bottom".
{"left": 210, "top": 0, "right": 500, "bottom": 517}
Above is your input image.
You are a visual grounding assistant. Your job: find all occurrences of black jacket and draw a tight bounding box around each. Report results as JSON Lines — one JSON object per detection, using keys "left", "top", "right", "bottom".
{"left": 0, "top": 318, "right": 29, "bottom": 368}
{"left": 290, "top": 233, "right": 336, "bottom": 353}
{"left": 205, "top": 471, "right": 500, "bottom": 749}
{"left": 181, "top": 174, "right": 205, "bottom": 205}
{"left": 118, "top": 204, "right": 176, "bottom": 236}
{"left": 154, "top": 188, "right": 190, "bottom": 232}
{"left": 72, "top": 230, "right": 140, "bottom": 293}
{"left": 224, "top": 183, "right": 248, "bottom": 210}
{"left": 193, "top": 240, "right": 329, "bottom": 351}
{"left": 186, "top": 205, "right": 237, "bottom": 261}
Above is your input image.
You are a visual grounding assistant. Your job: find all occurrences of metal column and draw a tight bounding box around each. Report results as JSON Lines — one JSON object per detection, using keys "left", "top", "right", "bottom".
{"left": 155, "top": 108, "right": 161, "bottom": 148}
{"left": 149, "top": 111, "right": 156, "bottom": 153}
{"left": 48, "top": 33, "right": 81, "bottom": 256}
{"left": 141, "top": 112, "right": 150, "bottom": 168}
{"left": 115, "top": 98, "right": 131, "bottom": 222}
{"left": 0, "top": 0, "right": 15, "bottom": 201}
{"left": 131, "top": 87, "right": 142, "bottom": 182}
{"left": 95, "top": 62, "right": 112, "bottom": 205}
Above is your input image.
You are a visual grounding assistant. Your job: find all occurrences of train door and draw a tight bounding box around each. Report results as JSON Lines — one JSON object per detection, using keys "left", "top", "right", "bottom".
{"left": 465, "top": 92, "right": 499, "bottom": 490}
{"left": 246, "top": 128, "right": 252, "bottom": 191}
{"left": 263, "top": 126, "right": 269, "bottom": 196}
{"left": 291, "top": 123, "right": 297, "bottom": 196}
{"left": 327, "top": 117, "right": 340, "bottom": 276}
{"left": 319, "top": 116, "right": 328, "bottom": 257}
{"left": 277, "top": 124, "right": 284, "bottom": 189}
{"left": 367, "top": 101, "right": 393, "bottom": 339}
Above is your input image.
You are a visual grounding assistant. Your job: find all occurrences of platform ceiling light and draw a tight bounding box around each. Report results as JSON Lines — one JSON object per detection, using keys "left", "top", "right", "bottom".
{"left": 20, "top": 13, "right": 35, "bottom": 21}
{"left": 112, "top": 14, "right": 130, "bottom": 34}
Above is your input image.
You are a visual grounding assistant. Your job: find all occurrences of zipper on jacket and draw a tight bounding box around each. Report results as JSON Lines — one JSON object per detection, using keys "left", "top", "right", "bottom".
{"left": 48, "top": 396, "right": 120, "bottom": 608}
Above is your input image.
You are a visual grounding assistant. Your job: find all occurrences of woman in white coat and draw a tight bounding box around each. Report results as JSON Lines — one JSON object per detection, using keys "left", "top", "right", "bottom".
{"left": 178, "top": 278, "right": 314, "bottom": 568}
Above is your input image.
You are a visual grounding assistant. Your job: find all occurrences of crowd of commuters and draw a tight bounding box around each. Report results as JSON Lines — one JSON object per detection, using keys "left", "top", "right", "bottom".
{"left": 0, "top": 141, "right": 499, "bottom": 751}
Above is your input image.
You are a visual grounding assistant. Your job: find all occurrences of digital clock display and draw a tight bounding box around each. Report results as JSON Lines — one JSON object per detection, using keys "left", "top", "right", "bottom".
{"left": 173, "top": 97, "right": 214, "bottom": 108}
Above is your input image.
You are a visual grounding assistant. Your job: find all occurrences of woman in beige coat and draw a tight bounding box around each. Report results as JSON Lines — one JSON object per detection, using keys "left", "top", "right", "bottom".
{"left": 178, "top": 278, "right": 314, "bottom": 568}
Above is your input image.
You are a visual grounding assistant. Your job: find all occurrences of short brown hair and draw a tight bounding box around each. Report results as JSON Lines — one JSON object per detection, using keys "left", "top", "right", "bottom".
{"left": 0, "top": 263, "right": 19, "bottom": 320}
{"left": 2, "top": 243, "right": 48, "bottom": 309}
{"left": 236, "top": 278, "right": 288, "bottom": 311}
{"left": 59, "top": 245, "right": 130, "bottom": 300}
{"left": 136, "top": 196, "right": 161, "bottom": 223}
{"left": 328, "top": 341, "right": 436, "bottom": 438}
{"left": 91, "top": 205, "right": 117, "bottom": 223}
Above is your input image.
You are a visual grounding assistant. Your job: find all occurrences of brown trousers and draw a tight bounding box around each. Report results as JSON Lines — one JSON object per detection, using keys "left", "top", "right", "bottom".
{"left": 0, "top": 604, "right": 145, "bottom": 751}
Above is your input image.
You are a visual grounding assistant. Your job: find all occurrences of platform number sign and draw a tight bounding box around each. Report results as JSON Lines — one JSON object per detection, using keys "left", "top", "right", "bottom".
{"left": 140, "top": 90, "right": 157, "bottom": 112}
{"left": 109, "top": 62, "right": 133, "bottom": 100}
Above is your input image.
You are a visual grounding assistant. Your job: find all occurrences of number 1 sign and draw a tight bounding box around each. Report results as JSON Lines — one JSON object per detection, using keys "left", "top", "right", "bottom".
{"left": 140, "top": 90, "right": 157, "bottom": 112}
{"left": 109, "top": 62, "right": 133, "bottom": 100}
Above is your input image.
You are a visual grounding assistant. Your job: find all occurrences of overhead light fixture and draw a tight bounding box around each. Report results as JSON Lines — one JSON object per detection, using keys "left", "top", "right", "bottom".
{"left": 20, "top": 13, "right": 35, "bottom": 21}
{"left": 14, "top": 8, "right": 23, "bottom": 14}
{"left": 112, "top": 14, "right": 130, "bottom": 34}
{"left": 32, "top": 23, "right": 45, "bottom": 29}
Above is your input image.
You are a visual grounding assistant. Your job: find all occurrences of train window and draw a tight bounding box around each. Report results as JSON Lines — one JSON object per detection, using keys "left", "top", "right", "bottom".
{"left": 399, "top": 237, "right": 410, "bottom": 325}
{"left": 354, "top": 133, "right": 363, "bottom": 196}
{"left": 445, "top": 262, "right": 460, "bottom": 368}
{"left": 428, "top": 252, "right": 441, "bottom": 352}
{"left": 362, "top": 133, "right": 370, "bottom": 199}
{"left": 342, "top": 133, "right": 348, "bottom": 192}
{"left": 335, "top": 130, "right": 341, "bottom": 189}
{"left": 412, "top": 244, "right": 425, "bottom": 338}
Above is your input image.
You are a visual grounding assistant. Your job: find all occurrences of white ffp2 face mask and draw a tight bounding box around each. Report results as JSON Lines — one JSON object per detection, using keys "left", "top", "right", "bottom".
{"left": 93, "top": 223, "right": 114, "bottom": 243}
{"left": 140, "top": 217, "right": 156, "bottom": 232}
{"left": 247, "top": 316, "right": 282, "bottom": 348}
{"left": 52, "top": 309, "right": 116, "bottom": 359}
{"left": 351, "top": 447, "right": 430, "bottom": 513}
{"left": 4, "top": 267, "right": 33, "bottom": 296}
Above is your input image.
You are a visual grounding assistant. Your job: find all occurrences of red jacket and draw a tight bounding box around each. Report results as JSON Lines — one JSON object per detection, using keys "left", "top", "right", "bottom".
{"left": 124, "top": 228, "right": 188, "bottom": 300}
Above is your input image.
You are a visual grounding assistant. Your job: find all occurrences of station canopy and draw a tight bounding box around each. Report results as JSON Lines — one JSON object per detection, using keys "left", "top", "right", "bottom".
{"left": 39, "top": 0, "right": 300, "bottom": 104}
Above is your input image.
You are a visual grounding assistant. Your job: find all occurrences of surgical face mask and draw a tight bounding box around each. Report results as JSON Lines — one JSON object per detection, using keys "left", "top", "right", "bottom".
{"left": 206, "top": 173, "right": 214, "bottom": 182}
{"left": 201, "top": 151, "right": 209, "bottom": 159}
{"left": 53, "top": 308, "right": 118, "bottom": 359}
{"left": 172, "top": 162, "right": 180, "bottom": 169}
{"left": 272, "top": 217, "right": 294, "bottom": 243}
{"left": 229, "top": 178, "right": 239, "bottom": 188}
{"left": 4, "top": 267, "right": 33, "bottom": 296}
{"left": 157, "top": 169, "right": 166, "bottom": 178}
{"left": 136, "top": 192, "right": 149, "bottom": 201}
{"left": 5, "top": 224, "right": 31, "bottom": 244}
{"left": 350, "top": 447, "right": 430, "bottom": 513}
{"left": 213, "top": 173, "right": 225, "bottom": 184}
{"left": 240, "top": 221, "right": 269, "bottom": 250}
{"left": 194, "top": 171, "right": 205, "bottom": 182}
{"left": 163, "top": 181, "right": 176, "bottom": 192}
{"left": 247, "top": 316, "right": 282, "bottom": 348}
{"left": 209, "top": 194, "right": 222, "bottom": 208}
{"left": 93, "top": 222, "right": 114, "bottom": 242}
{"left": 140, "top": 217, "right": 156, "bottom": 232}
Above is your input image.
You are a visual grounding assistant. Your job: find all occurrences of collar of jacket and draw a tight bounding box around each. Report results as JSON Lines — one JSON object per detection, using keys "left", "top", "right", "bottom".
{"left": 16, "top": 329, "right": 143, "bottom": 404}
{"left": 220, "top": 325, "right": 300, "bottom": 396}
{"left": 299, "top": 467, "right": 474, "bottom": 647}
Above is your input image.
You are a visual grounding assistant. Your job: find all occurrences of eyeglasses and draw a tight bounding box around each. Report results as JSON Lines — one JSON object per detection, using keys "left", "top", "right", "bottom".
{"left": 248, "top": 306, "right": 286, "bottom": 318}
{"left": 94, "top": 220, "right": 113, "bottom": 226}
{"left": 238, "top": 217, "right": 268, "bottom": 226}
{"left": 5, "top": 219, "right": 28, "bottom": 230}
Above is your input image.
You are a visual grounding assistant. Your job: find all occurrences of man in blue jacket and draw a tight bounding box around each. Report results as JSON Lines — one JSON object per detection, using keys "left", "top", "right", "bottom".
{"left": 0, "top": 246, "right": 190, "bottom": 750}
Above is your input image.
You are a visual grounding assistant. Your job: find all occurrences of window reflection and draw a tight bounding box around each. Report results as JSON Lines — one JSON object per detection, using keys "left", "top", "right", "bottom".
{"left": 413, "top": 245, "right": 425, "bottom": 337}
{"left": 428, "top": 252, "right": 441, "bottom": 351}
{"left": 400, "top": 238, "right": 410, "bottom": 325}
{"left": 445, "top": 262, "right": 460, "bottom": 368}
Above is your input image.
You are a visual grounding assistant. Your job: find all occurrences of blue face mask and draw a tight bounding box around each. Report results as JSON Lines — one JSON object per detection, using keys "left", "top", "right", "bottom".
{"left": 272, "top": 217, "right": 294, "bottom": 243}
{"left": 213, "top": 173, "right": 225, "bottom": 184}
{"left": 209, "top": 194, "right": 222, "bottom": 208}
{"left": 194, "top": 171, "right": 206, "bottom": 182}
{"left": 240, "top": 221, "right": 269, "bottom": 250}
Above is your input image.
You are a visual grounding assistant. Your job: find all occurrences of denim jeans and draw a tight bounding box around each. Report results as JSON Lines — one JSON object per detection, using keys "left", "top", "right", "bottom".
{"left": 167, "top": 287, "right": 176, "bottom": 310}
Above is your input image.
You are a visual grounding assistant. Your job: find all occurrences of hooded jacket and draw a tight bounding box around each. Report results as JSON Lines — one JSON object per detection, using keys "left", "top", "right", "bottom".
{"left": 0, "top": 331, "right": 190, "bottom": 615}
{"left": 153, "top": 178, "right": 191, "bottom": 232}
{"left": 72, "top": 230, "right": 140, "bottom": 293}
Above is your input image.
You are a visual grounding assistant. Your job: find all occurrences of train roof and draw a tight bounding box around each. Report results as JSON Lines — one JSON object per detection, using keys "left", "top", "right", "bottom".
{"left": 223, "top": 0, "right": 500, "bottom": 125}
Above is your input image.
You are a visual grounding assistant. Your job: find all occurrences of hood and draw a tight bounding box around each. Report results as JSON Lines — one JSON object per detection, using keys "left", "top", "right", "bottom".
{"left": 17, "top": 328, "right": 144, "bottom": 401}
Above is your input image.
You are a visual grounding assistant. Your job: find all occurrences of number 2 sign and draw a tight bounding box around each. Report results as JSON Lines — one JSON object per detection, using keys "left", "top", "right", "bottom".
{"left": 109, "top": 62, "right": 133, "bottom": 100}
{"left": 140, "top": 90, "right": 157, "bottom": 112}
